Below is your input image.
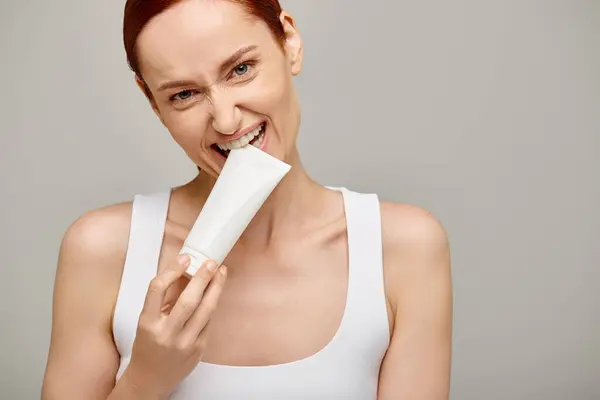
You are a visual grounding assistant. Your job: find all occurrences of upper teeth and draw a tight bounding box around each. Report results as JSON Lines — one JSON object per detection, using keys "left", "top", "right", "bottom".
{"left": 217, "top": 124, "right": 264, "bottom": 151}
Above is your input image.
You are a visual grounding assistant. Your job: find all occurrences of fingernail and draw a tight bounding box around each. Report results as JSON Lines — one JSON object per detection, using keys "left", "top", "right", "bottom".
{"left": 205, "top": 260, "right": 218, "bottom": 271}
{"left": 177, "top": 254, "right": 190, "bottom": 265}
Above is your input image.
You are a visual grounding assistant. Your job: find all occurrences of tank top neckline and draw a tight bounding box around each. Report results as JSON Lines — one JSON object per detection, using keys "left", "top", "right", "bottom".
{"left": 155, "top": 186, "right": 356, "bottom": 370}
{"left": 113, "top": 185, "right": 390, "bottom": 399}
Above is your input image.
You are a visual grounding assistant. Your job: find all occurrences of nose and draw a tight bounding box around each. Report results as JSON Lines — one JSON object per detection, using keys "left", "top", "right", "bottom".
{"left": 209, "top": 90, "right": 242, "bottom": 135}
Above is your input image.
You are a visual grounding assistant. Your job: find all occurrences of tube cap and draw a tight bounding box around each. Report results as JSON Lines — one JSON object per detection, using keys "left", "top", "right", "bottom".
{"left": 178, "top": 246, "right": 211, "bottom": 278}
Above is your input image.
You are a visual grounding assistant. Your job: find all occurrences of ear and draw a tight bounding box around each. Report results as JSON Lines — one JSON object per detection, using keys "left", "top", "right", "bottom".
{"left": 279, "top": 11, "right": 303, "bottom": 76}
{"left": 135, "top": 75, "right": 165, "bottom": 124}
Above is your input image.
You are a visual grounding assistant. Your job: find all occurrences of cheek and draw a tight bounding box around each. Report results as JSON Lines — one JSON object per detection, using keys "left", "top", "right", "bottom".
{"left": 247, "top": 70, "right": 295, "bottom": 122}
{"left": 162, "top": 108, "right": 209, "bottom": 146}
{"left": 267, "top": 76, "right": 298, "bottom": 138}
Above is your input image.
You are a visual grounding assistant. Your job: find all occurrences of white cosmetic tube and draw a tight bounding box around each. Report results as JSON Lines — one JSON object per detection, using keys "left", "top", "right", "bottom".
{"left": 179, "top": 145, "right": 291, "bottom": 277}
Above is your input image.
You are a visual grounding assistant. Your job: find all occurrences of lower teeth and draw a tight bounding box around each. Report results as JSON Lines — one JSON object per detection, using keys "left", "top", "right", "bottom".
{"left": 251, "top": 132, "right": 265, "bottom": 147}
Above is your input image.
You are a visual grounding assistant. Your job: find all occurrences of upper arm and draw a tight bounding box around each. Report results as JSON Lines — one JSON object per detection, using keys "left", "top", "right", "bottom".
{"left": 378, "top": 203, "right": 453, "bottom": 400}
{"left": 42, "top": 203, "right": 132, "bottom": 400}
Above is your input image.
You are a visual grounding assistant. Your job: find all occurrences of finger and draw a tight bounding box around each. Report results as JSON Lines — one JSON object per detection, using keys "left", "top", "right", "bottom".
{"left": 141, "top": 254, "right": 190, "bottom": 319}
{"left": 179, "top": 265, "right": 227, "bottom": 344}
{"left": 167, "top": 259, "right": 219, "bottom": 332}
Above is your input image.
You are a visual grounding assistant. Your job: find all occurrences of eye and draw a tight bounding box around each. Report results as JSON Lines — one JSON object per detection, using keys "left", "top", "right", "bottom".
{"left": 169, "top": 89, "right": 202, "bottom": 105}
{"left": 228, "top": 59, "right": 259, "bottom": 81}
{"left": 173, "top": 90, "right": 193, "bottom": 101}
{"left": 233, "top": 63, "right": 249, "bottom": 76}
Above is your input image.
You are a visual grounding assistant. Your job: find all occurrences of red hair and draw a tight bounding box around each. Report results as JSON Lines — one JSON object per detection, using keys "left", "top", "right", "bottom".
{"left": 123, "top": 0, "right": 286, "bottom": 78}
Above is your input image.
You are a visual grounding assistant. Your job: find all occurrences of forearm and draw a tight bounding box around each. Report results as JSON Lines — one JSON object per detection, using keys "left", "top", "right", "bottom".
{"left": 108, "top": 369, "right": 169, "bottom": 400}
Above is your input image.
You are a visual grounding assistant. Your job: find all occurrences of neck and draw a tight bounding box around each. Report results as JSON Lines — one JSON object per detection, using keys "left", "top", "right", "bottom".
{"left": 242, "top": 148, "right": 328, "bottom": 246}
{"left": 186, "top": 148, "right": 333, "bottom": 248}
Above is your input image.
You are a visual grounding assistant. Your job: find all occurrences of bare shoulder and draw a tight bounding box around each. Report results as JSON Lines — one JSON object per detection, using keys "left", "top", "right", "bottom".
{"left": 60, "top": 201, "right": 133, "bottom": 264}
{"left": 379, "top": 201, "right": 452, "bottom": 322}
{"left": 379, "top": 201, "right": 450, "bottom": 258}
{"left": 55, "top": 201, "right": 134, "bottom": 322}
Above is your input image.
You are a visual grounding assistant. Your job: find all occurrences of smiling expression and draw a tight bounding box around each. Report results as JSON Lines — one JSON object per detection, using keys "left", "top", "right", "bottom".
{"left": 135, "top": 0, "right": 304, "bottom": 177}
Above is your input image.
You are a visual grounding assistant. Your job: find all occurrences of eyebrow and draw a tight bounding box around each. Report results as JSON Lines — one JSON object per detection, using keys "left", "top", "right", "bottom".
{"left": 157, "top": 45, "right": 259, "bottom": 93}
{"left": 219, "top": 45, "right": 258, "bottom": 75}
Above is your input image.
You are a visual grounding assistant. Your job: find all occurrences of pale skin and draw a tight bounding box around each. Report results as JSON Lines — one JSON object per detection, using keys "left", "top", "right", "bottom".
{"left": 42, "top": 1, "right": 452, "bottom": 399}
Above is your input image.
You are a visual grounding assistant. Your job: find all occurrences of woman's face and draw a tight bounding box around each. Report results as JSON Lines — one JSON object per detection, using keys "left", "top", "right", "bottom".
{"left": 136, "top": 0, "right": 303, "bottom": 177}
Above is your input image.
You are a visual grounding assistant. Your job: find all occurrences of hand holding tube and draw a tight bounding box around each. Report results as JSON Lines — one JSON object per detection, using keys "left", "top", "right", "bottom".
{"left": 117, "top": 255, "right": 227, "bottom": 399}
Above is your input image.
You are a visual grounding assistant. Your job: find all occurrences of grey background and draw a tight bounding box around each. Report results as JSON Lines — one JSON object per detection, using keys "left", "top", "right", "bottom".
{"left": 1, "top": 0, "right": 598, "bottom": 399}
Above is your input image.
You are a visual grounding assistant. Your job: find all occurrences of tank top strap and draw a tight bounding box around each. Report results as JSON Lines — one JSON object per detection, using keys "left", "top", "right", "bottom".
{"left": 113, "top": 190, "right": 171, "bottom": 363}
{"left": 334, "top": 188, "right": 390, "bottom": 348}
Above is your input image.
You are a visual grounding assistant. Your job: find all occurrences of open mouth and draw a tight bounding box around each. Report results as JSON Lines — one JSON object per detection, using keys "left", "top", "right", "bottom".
{"left": 212, "top": 122, "right": 266, "bottom": 158}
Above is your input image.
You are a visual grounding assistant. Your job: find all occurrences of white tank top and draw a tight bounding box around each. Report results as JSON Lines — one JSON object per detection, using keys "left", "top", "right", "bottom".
{"left": 112, "top": 187, "right": 390, "bottom": 399}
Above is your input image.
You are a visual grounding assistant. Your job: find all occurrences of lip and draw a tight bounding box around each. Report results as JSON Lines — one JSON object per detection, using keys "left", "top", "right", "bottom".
{"left": 212, "top": 122, "right": 268, "bottom": 161}
{"left": 214, "top": 121, "right": 265, "bottom": 145}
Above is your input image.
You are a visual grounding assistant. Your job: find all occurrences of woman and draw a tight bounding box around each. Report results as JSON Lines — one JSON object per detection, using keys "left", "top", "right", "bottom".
{"left": 42, "top": 0, "right": 453, "bottom": 399}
